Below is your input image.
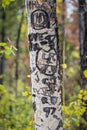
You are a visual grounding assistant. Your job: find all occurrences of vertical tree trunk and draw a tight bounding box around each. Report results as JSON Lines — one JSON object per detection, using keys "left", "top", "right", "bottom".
{"left": 61, "top": 0, "right": 65, "bottom": 105}
{"left": 25, "top": 0, "right": 63, "bottom": 130}
{"left": 79, "top": 0, "right": 87, "bottom": 130}
{"left": 15, "top": 10, "right": 24, "bottom": 98}
{"left": 0, "top": 8, "right": 6, "bottom": 84}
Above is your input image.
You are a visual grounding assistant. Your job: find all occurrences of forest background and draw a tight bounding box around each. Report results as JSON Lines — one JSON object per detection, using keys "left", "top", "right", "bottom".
{"left": 0, "top": 0, "right": 87, "bottom": 130}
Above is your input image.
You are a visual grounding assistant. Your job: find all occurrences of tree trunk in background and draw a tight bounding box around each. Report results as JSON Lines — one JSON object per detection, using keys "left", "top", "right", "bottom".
{"left": 25, "top": 0, "right": 63, "bottom": 130}
{"left": 15, "top": 10, "right": 24, "bottom": 98}
{"left": 79, "top": 0, "right": 87, "bottom": 130}
{"left": 62, "top": 0, "right": 65, "bottom": 105}
{"left": 0, "top": 8, "right": 6, "bottom": 84}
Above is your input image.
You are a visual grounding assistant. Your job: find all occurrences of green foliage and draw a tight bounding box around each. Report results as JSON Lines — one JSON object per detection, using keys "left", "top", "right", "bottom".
{"left": 1, "top": 0, "right": 15, "bottom": 8}
{"left": 83, "top": 70, "right": 87, "bottom": 78}
{"left": 0, "top": 82, "right": 34, "bottom": 130}
{"left": 63, "top": 89, "right": 87, "bottom": 130}
{"left": 56, "top": 0, "right": 63, "bottom": 3}
{"left": 0, "top": 42, "right": 17, "bottom": 59}
{"left": 56, "top": 0, "right": 63, "bottom": 15}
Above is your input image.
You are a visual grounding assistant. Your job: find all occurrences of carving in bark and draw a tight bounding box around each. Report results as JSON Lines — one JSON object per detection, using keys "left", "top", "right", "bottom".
{"left": 25, "top": 0, "right": 63, "bottom": 130}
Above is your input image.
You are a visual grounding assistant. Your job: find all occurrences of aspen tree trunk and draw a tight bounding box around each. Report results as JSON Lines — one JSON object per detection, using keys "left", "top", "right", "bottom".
{"left": 79, "top": 0, "right": 87, "bottom": 130}
{"left": 25, "top": 0, "right": 63, "bottom": 130}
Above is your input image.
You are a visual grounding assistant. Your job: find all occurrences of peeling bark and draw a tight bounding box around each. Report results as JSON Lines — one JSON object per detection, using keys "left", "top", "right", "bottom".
{"left": 25, "top": 0, "right": 63, "bottom": 130}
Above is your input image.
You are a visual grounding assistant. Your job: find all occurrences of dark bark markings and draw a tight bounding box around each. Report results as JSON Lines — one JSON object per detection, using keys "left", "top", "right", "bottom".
{"left": 26, "top": 0, "right": 62, "bottom": 130}
{"left": 79, "top": 1, "right": 87, "bottom": 130}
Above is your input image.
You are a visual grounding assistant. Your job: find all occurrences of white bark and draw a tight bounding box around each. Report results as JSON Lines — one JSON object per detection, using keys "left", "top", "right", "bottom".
{"left": 25, "top": 0, "right": 63, "bottom": 130}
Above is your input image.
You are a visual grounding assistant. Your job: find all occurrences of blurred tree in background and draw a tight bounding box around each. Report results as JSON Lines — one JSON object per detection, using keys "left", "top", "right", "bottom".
{"left": 79, "top": 0, "right": 87, "bottom": 130}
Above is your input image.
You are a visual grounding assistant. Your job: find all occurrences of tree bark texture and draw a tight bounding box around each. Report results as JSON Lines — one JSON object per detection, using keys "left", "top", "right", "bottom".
{"left": 79, "top": 0, "right": 87, "bottom": 90}
{"left": 79, "top": 1, "right": 87, "bottom": 130}
{"left": 25, "top": 0, "right": 63, "bottom": 130}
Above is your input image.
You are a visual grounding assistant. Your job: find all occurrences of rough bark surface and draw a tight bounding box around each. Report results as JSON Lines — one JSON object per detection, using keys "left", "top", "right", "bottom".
{"left": 79, "top": 0, "right": 87, "bottom": 90}
{"left": 79, "top": 0, "right": 87, "bottom": 130}
{"left": 25, "top": 0, "right": 63, "bottom": 130}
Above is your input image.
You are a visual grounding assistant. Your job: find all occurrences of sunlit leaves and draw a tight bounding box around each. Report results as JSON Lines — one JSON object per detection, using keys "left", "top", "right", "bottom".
{"left": 78, "top": 93, "right": 82, "bottom": 99}
{"left": 0, "top": 42, "right": 11, "bottom": 58}
{"left": 1, "top": 0, "right": 15, "bottom": 8}
{"left": 83, "top": 70, "right": 87, "bottom": 78}
{"left": 0, "top": 84, "right": 5, "bottom": 92}
{"left": 78, "top": 89, "right": 87, "bottom": 101}
{"left": 0, "top": 83, "right": 34, "bottom": 130}
{"left": 63, "top": 89, "right": 87, "bottom": 129}
{"left": 61, "top": 63, "right": 67, "bottom": 69}
{"left": 80, "top": 89, "right": 84, "bottom": 93}
{"left": 5, "top": 48, "right": 12, "bottom": 58}
{"left": 56, "top": 0, "right": 63, "bottom": 3}
{"left": 56, "top": 7, "right": 62, "bottom": 14}
{"left": 0, "top": 42, "right": 17, "bottom": 59}
{"left": 22, "top": 91, "right": 29, "bottom": 96}
{"left": 56, "top": 0, "right": 63, "bottom": 14}
{"left": 22, "top": 85, "right": 32, "bottom": 101}
{"left": 72, "top": 51, "right": 80, "bottom": 59}
{"left": 27, "top": 75, "right": 31, "bottom": 78}
{"left": 67, "top": 67, "right": 76, "bottom": 77}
